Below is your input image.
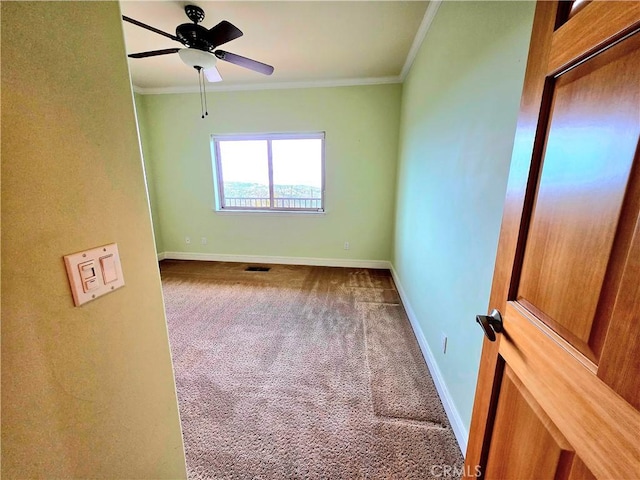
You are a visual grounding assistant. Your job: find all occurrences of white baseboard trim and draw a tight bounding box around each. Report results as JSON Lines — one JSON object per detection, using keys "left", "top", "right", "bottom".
{"left": 157, "top": 251, "right": 391, "bottom": 270}
{"left": 389, "top": 264, "right": 469, "bottom": 455}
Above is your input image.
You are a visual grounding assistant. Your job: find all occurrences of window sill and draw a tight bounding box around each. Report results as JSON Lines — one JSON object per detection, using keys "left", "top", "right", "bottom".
{"left": 213, "top": 209, "right": 326, "bottom": 216}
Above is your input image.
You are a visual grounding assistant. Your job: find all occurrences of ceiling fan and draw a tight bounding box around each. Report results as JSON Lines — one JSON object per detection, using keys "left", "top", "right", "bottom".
{"left": 123, "top": 4, "right": 275, "bottom": 83}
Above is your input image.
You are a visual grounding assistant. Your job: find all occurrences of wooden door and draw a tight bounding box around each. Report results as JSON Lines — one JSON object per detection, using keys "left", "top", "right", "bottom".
{"left": 465, "top": 2, "right": 640, "bottom": 479}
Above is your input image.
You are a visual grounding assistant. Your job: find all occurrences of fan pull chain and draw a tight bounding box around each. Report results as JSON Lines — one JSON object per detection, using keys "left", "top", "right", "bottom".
{"left": 202, "top": 71, "right": 209, "bottom": 117}
{"left": 196, "top": 67, "right": 205, "bottom": 119}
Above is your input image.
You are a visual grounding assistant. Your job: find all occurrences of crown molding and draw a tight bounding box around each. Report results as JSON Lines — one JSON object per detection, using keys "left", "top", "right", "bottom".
{"left": 133, "top": 76, "right": 402, "bottom": 95}
{"left": 400, "top": 0, "right": 442, "bottom": 81}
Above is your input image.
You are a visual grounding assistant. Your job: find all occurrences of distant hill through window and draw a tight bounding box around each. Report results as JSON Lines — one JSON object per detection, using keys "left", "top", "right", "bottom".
{"left": 224, "top": 182, "right": 321, "bottom": 199}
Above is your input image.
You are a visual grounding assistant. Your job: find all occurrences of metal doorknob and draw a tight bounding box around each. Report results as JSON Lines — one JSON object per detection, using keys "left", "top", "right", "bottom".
{"left": 476, "top": 309, "right": 503, "bottom": 342}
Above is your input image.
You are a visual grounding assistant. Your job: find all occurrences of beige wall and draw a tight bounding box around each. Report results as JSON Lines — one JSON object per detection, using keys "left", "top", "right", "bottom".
{"left": 1, "top": 2, "right": 186, "bottom": 478}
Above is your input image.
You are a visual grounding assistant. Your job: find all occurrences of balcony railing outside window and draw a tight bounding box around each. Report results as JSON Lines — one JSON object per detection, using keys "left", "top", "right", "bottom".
{"left": 224, "top": 197, "right": 322, "bottom": 209}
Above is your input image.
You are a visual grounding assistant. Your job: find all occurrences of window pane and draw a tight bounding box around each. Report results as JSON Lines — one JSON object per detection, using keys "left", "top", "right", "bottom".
{"left": 272, "top": 139, "right": 322, "bottom": 210}
{"left": 218, "top": 140, "right": 270, "bottom": 208}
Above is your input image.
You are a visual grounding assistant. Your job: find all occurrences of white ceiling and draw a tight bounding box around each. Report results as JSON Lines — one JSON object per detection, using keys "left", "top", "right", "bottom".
{"left": 119, "top": 1, "right": 432, "bottom": 93}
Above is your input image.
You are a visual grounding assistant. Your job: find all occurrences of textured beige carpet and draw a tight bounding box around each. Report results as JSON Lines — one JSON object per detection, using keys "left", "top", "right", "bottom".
{"left": 160, "top": 260, "right": 463, "bottom": 479}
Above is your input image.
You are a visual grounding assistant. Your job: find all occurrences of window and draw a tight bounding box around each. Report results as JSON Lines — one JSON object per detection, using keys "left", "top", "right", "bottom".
{"left": 212, "top": 133, "right": 325, "bottom": 212}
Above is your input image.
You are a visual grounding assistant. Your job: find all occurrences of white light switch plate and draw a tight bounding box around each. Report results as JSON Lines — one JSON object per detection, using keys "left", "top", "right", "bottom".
{"left": 64, "top": 243, "right": 125, "bottom": 306}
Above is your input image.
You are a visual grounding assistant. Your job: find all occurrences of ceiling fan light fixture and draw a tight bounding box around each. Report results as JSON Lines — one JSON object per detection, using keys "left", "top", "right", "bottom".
{"left": 178, "top": 48, "right": 218, "bottom": 70}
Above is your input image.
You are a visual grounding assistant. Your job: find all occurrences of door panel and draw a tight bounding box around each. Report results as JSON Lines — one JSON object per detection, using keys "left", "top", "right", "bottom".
{"left": 598, "top": 215, "right": 640, "bottom": 410}
{"left": 465, "top": 2, "right": 640, "bottom": 478}
{"left": 517, "top": 31, "right": 640, "bottom": 363}
{"left": 485, "top": 367, "right": 574, "bottom": 480}
{"left": 499, "top": 303, "right": 639, "bottom": 480}
{"left": 549, "top": 2, "right": 640, "bottom": 74}
{"left": 567, "top": 458, "right": 596, "bottom": 480}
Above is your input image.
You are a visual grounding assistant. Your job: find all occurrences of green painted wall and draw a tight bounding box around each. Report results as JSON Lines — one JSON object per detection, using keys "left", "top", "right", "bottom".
{"left": 393, "top": 1, "right": 535, "bottom": 433}
{"left": 135, "top": 93, "right": 164, "bottom": 253}
{"left": 1, "top": 2, "right": 186, "bottom": 477}
{"left": 137, "top": 85, "right": 401, "bottom": 261}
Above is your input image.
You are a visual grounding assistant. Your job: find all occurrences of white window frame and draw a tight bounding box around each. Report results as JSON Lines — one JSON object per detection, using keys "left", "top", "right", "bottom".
{"left": 211, "top": 132, "right": 326, "bottom": 213}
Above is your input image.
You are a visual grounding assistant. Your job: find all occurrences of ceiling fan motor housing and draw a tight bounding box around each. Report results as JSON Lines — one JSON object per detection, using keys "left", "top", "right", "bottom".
{"left": 176, "top": 23, "right": 215, "bottom": 51}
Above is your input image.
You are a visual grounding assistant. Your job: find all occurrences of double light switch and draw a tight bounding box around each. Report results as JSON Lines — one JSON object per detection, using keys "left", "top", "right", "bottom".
{"left": 64, "top": 243, "right": 125, "bottom": 306}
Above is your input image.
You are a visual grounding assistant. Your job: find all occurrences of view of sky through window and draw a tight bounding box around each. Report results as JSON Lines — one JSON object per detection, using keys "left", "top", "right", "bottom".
{"left": 219, "top": 140, "right": 269, "bottom": 186}
{"left": 272, "top": 139, "right": 322, "bottom": 195}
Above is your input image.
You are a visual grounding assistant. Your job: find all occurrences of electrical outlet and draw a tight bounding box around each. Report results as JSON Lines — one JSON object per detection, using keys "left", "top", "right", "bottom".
{"left": 185, "top": 236, "right": 191, "bottom": 244}
{"left": 441, "top": 333, "right": 448, "bottom": 354}
{"left": 201, "top": 237, "right": 207, "bottom": 245}
{"left": 344, "top": 241, "right": 350, "bottom": 250}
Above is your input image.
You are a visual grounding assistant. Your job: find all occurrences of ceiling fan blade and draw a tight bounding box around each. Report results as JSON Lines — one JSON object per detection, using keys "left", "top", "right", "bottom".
{"left": 128, "top": 48, "right": 181, "bottom": 59}
{"left": 214, "top": 50, "right": 274, "bottom": 75}
{"left": 207, "top": 21, "right": 243, "bottom": 48}
{"left": 204, "top": 66, "right": 223, "bottom": 83}
{"left": 122, "top": 15, "right": 181, "bottom": 43}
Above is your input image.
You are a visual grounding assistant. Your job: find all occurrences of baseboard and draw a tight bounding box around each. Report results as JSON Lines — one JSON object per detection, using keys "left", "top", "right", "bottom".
{"left": 389, "top": 265, "right": 469, "bottom": 455}
{"left": 157, "top": 251, "right": 391, "bottom": 270}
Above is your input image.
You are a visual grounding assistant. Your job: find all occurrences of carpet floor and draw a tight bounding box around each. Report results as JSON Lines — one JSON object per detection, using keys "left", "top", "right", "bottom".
{"left": 160, "top": 260, "right": 463, "bottom": 479}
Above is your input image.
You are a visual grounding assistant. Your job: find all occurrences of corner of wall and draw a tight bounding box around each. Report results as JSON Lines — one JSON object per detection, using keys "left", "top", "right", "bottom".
{"left": 133, "top": 92, "right": 164, "bottom": 253}
{"left": 390, "top": 265, "right": 469, "bottom": 454}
